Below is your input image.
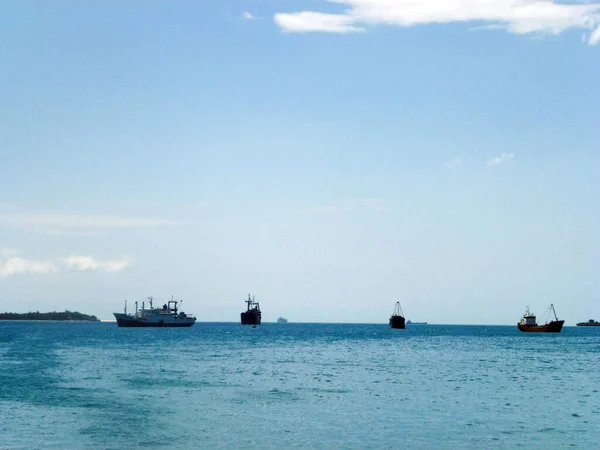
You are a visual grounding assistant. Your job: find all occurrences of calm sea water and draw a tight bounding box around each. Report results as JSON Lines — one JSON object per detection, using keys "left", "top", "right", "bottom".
{"left": 0, "top": 322, "right": 599, "bottom": 449}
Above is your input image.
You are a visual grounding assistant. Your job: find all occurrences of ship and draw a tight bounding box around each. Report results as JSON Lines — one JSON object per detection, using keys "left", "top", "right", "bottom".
{"left": 277, "top": 317, "right": 288, "bottom": 323}
{"left": 576, "top": 319, "right": 600, "bottom": 327}
{"left": 406, "top": 320, "right": 427, "bottom": 325}
{"left": 113, "top": 297, "right": 196, "bottom": 327}
{"left": 389, "top": 301, "right": 406, "bottom": 329}
{"left": 517, "top": 304, "right": 564, "bottom": 333}
{"left": 241, "top": 294, "right": 261, "bottom": 326}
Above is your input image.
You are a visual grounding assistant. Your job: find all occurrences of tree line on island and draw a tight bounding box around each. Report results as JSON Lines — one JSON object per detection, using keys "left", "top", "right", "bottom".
{"left": 0, "top": 310, "right": 99, "bottom": 322}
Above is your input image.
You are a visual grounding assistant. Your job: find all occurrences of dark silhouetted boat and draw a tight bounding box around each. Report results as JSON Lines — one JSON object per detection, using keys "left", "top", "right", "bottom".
{"left": 576, "top": 319, "right": 600, "bottom": 327}
{"left": 389, "top": 302, "right": 406, "bottom": 329}
{"left": 517, "top": 304, "right": 564, "bottom": 333}
{"left": 113, "top": 297, "right": 196, "bottom": 327}
{"left": 241, "top": 294, "right": 261, "bottom": 326}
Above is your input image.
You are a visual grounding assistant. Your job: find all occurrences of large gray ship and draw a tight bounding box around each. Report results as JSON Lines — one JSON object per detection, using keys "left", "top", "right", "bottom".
{"left": 576, "top": 319, "right": 600, "bottom": 327}
{"left": 113, "top": 297, "right": 196, "bottom": 327}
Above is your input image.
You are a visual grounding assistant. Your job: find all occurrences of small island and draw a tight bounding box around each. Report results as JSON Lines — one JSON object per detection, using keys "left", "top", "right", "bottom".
{"left": 0, "top": 310, "right": 99, "bottom": 322}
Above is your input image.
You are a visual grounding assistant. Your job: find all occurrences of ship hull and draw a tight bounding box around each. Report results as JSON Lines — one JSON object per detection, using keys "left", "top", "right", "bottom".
{"left": 389, "top": 315, "right": 406, "bottom": 329}
{"left": 113, "top": 314, "right": 195, "bottom": 328}
{"left": 518, "top": 320, "right": 564, "bottom": 333}
{"left": 241, "top": 311, "right": 261, "bottom": 326}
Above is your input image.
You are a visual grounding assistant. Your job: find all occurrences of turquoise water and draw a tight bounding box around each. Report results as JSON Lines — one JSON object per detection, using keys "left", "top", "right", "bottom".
{"left": 1, "top": 323, "right": 599, "bottom": 449}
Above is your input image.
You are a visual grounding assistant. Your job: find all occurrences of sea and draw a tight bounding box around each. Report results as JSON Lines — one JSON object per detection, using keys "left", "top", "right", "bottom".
{"left": 0, "top": 322, "right": 599, "bottom": 449}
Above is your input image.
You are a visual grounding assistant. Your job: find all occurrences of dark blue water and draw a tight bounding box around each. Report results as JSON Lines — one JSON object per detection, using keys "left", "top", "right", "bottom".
{"left": 1, "top": 323, "right": 599, "bottom": 449}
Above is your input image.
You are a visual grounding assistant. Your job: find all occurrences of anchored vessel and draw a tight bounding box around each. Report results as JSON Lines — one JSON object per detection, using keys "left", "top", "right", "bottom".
{"left": 241, "top": 294, "right": 261, "bottom": 326}
{"left": 389, "top": 302, "right": 406, "bottom": 329}
{"left": 406, "top": 320, "right": 427, "bottom": 325}
{"left": 577, "top": 319, "right": 600, "bottom": 327}
{"left": 517, "top": 304, "right": 564, "bottom": 333}
{"left": 113, "top": 297, "right": 196, "bottom": 327}
{"left": 277, "top": 317, "right": 288, "bottom": 323}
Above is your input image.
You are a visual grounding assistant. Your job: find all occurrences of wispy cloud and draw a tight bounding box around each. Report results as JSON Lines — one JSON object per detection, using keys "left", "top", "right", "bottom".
{"left": 0, "top": 250, "right": 131, "bottom": 278}
{"left": 590, "top": 25, "right": 600, "bottom": 44}
{"left": 276, "top": 11, "right": 363, "bottom": 33}
{"left": 63, "top": 255, "right": 131, "bottom": 273}
{"left": 487, "top": 153, "right": 515, "bottom": 166}
{"left": 0, "top": 210, "right": 187, "bottom": 235}
{"left": 274, "top": 0, "right": 600, "bottom": 44}
{"left": 303, "top": 197, "right": 390, "bottom": 214}
{"left": 242, "top": 12, "right": 255, "bottom": 20}
{"left": 445, "top": 158, "right": 463, "bottom": 169}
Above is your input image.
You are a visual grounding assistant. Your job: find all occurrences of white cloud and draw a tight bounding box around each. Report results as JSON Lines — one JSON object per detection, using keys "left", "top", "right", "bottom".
{"left": 486, "top": 152, "right": 515, "bottom": 166}
{"left": 0, "top": 250, "right": 131, "bottom": 277}
{"left": 589, "top": 25, "right": 600, "bottom": 44}
{"left": 64, "top": 255, "right": 131, "bottom": 273}
{"left": 274, "top": 0, "right": 600, "bottom": 43}
{"left": 243, "top": 12, "right": 255, "bottom": 20}
{"left": 275, "top": 11, "right": 363, "bottom": 33}
{"left": 0, "top": 210, "right": 187, "bottom": 234}
{"left": 0, "top": 256, "right": 57, "bottom": 278}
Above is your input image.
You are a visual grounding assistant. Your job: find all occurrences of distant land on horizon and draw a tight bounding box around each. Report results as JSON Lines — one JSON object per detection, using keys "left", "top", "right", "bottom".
{"left": 0, "top": 311, "right": 100, "bottom": 322}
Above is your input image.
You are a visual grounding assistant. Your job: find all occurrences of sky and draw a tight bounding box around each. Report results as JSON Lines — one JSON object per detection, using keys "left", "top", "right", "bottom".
{"left": 1, "top": 0, "right": 598, "bottom": 324}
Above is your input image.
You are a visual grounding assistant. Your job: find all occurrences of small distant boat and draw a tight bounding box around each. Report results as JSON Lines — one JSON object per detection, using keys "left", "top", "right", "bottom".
{"left": 241, "top": 294, "right": 261, "bottom": 326}
{"left": 113, "top": 297, "right": 196, "bottom": 328}
{"left": 406, "top": 320, "right": 427, "bottom": 325}
{"left": 389, "top": 302, "right": 406, "bottom": 329}
{"left": 277, "top": 317, "right": 288, "bottom": 323}
{"left": 517, "top": 304, "right": 564, "bottom": 333}
{"left": 576, "top": 319, "right": 600, "bottom": 327}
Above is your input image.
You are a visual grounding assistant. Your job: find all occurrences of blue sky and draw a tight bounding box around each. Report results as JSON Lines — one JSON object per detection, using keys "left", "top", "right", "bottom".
{"left": 1, "top": 0, "right": 598, "bottom": 324}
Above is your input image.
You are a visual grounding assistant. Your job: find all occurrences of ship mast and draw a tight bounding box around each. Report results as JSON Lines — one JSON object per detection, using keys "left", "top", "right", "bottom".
{"left": 393, "top": 301, "right": 404, "bottom": 317}
{"left": 550, "top": 304, "right": 558, "bottom": 321}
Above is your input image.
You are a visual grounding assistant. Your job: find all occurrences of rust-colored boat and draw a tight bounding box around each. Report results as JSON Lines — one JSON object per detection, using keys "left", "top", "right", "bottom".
{"left": 517, "top": 304, "right": 564, "bottom": 333}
